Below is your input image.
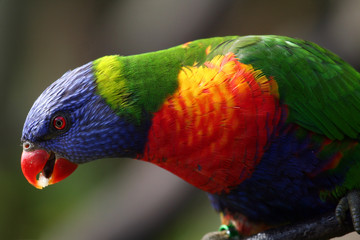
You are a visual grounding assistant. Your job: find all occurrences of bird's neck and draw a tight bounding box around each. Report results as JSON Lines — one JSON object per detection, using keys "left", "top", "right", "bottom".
{"left": 93, "top": 36, "right": 237, "bottom": 122}
{"left": 139, "top": 51, "right": 283, "bottom": 194}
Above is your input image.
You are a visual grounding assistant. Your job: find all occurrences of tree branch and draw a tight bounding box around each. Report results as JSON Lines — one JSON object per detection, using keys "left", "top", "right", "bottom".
{"left": 202, "top": 212, "right": 355, "bottom": 240}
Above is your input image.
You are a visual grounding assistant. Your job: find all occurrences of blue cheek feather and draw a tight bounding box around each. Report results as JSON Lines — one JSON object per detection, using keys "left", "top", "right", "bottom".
{"left": 46, "top": 96, "right": 151, "bottom": 162}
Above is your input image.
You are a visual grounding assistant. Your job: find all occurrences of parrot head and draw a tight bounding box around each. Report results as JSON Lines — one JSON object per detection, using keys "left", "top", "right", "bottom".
{"left": 21, "top": 61, "right": 150, "bottom": 189}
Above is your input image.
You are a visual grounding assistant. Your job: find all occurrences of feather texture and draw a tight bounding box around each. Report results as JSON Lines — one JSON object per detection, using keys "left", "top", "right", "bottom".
{"left": 21, "top": 35, "right": 360, "bottom": 235}
{"left": 141, "top": 53, "right": 282, "bottom": 194}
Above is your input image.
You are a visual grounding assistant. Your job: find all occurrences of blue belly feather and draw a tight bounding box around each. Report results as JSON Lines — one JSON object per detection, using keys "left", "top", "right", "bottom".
{"left": 208, "top": 125, "right": 342, "bottom": 224}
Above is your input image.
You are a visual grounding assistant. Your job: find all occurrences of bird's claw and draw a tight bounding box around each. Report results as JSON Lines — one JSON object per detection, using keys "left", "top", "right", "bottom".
{"left": 201, "top": 224, "right": 240, "bottom": 240}
{"left": 336, "top": 190, "right": 360, "bottom": 233}
{"left": 219, "top": 224, "right": 240, "bottom": 239}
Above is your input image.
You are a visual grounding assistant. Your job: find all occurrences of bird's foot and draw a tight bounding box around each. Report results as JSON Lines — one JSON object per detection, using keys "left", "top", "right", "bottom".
{"left": 201, "top": 224, "right": 240, "bottom": 240}
{"left": 335, "top": 189, "right": 360, "bottom": 233}
{"left": 219, "top": 224, "right": 240, "bottom": 239}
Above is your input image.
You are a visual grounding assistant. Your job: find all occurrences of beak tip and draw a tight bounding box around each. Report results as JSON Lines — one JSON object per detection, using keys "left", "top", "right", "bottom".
{"left": 36, "top": 173, "right": 50, "bottom": 189}
{"left": 34, "top": 184, "right": 43, "bottom": 190}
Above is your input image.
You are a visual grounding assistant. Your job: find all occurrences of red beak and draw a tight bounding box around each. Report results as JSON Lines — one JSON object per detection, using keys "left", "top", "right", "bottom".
{"left": 21, "top": 149, "right": 78, "bottom": 189}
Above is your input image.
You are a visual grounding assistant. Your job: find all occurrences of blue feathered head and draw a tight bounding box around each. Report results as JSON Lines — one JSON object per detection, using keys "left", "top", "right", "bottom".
{"left": 21, "top": 62, "right": 150, "bottom": 188}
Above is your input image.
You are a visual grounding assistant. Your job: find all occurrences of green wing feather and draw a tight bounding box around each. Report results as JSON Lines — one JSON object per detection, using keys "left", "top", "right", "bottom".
{"left": 208, "top": 35, "right": 360, "bottom": 140}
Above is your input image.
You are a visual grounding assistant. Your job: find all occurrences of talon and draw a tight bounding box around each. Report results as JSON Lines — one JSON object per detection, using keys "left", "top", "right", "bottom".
{"left": 336, "top": 190, "right": 360, "bottom": 233}
{"left": 348, "top": 190, "right": 360, "bottom": 233}
{"left": 336, "top": 196, "right": 349, "bottom": 224}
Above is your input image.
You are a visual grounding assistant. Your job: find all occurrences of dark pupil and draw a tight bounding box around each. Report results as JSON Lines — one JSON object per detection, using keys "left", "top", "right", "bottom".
{"left": 56, "top": 120, "right": 63, "bottom": 127}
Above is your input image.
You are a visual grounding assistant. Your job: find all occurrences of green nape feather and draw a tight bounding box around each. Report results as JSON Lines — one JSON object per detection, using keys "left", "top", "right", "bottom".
{"left": 92, "top": 36, "right": 237, "bottom": 122}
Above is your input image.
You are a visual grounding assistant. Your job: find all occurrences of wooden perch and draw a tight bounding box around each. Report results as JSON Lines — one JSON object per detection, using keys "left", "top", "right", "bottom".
{"left": 202, "top": 212, "right": 355, "bottom": 240}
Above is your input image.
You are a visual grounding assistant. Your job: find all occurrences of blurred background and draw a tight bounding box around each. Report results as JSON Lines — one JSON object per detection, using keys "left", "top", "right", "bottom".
{"left": 1, "top": 0, "right": 360, "bottom": 239}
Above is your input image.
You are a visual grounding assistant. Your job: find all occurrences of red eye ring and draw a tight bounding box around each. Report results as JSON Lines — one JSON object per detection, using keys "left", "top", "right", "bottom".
{"left": 53, "top": 116, "right": 66, "bottom": 130}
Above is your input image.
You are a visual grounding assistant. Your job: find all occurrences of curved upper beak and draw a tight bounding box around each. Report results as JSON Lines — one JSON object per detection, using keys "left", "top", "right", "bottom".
{"left": 21, "top": 149, "right": 78, "bottom": 189}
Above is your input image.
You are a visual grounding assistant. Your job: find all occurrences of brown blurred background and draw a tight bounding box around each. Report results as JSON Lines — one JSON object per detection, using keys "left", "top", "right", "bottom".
{"left": 1, "top": 0, "right": 359, "bottom": 239}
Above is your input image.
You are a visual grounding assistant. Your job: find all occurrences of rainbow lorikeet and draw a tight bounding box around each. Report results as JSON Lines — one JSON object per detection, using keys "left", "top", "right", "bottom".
{"left": 21, "top": 35, "right": 360, "bottom": 236}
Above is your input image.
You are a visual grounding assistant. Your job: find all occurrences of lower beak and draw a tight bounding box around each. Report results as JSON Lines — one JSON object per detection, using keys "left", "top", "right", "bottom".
{"left": 21, "top": 149, "right": 78, "bottom": 189}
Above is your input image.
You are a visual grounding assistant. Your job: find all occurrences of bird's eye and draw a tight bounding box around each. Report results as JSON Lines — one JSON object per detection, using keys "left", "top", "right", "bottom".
{"left": 53, "top": 116, "right": 66, "bottom": 130}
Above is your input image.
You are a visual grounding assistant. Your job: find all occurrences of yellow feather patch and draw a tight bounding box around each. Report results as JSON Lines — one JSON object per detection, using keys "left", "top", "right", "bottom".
{"left": 93, "top": 55, "right": 137, "bottom": 118}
